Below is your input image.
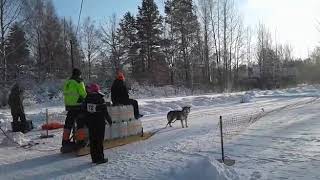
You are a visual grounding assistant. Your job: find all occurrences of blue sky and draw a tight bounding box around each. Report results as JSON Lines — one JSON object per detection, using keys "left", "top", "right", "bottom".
{"left": 53, "top": 0, "right": 154, "bottom": 23}
{"left": 52, "top": 0, "right": 320, "bottom": 59}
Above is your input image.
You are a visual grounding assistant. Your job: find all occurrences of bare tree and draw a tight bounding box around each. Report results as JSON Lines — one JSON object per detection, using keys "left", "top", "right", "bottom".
{"left": 198, "top": 0, "right": 211, "bottom": 83}
{"left": 101, "top": 14, "right": 124, "bottom": 74}
{"left": 208, "top": 0, "right": 222, "bottom": 87}
{"left": 207, "top": 0, "right": 243, "bottom": 90}
{"left": 245, "top": 26, "right": 252, "bottom": 66}
{"left": 0, "top": 0, "right": 22, "bottom": 81}
{"left": 82, "top": 17, "right": 100, "bottom": 80}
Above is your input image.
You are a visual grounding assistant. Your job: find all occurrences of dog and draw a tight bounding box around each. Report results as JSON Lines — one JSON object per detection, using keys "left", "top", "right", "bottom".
{"left": 166, "top": 106, "right": 191, "bottom": 128}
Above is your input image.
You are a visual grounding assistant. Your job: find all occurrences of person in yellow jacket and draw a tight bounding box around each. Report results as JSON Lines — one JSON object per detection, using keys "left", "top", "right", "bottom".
{"left": 62, "top": 68, "right": 87, "bottom": 149}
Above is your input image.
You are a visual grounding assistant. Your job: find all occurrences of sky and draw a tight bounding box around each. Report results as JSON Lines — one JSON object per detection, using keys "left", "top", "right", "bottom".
{"left": 53, "top": 0, "right": 320, "bottom": 59}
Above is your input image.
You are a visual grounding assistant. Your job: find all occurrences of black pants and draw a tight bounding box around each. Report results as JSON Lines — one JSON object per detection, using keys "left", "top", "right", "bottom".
{"left": 64, "top": 110, "right": 83, "bottom": 129}
{"left": 130, "top": 99, "right": 140, "bottom": 119}
{"left": 11, "top": 111, "right": 26, "bottom": 123}
{"left": 87, "top": 114, "right": 105, "bottom": 162}
{"left": 63, "top": 110, "right": 85, "bottom": 144}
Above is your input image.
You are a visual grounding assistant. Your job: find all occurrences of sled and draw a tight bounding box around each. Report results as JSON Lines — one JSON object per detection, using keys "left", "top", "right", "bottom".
{"left": 60, "top": 142, "right": 79, "bottom": 153}
{"left": 76, "top": 132, "right": 153, "bottom": 156}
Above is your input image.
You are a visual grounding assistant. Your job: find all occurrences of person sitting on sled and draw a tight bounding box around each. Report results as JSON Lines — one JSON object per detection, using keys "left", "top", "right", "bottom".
{"left": 111, "top": 70, "right": 143, "bottom": 119}
{"left": 85, "top": 83, "right": 112, "bottom": 164}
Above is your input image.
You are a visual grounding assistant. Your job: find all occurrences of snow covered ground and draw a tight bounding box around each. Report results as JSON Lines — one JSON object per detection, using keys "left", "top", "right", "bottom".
{"left": 1, "top": 84, "right": 320, "bottom": 179}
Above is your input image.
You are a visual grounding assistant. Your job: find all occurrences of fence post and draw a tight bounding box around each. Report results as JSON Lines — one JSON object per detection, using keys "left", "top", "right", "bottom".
{"left": 40, "top": 108, "right": 54, "bottom": 139}
{"left": 220, "top": 116, "right": 225, "bottom": 162}
{"left": 46, "top": 108, "right": 49, "bottom": 137}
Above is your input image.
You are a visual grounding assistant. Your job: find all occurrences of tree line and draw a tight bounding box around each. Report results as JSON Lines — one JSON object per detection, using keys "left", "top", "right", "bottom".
{"left": 0, "top": 0, "right": 318, "bottom": 91}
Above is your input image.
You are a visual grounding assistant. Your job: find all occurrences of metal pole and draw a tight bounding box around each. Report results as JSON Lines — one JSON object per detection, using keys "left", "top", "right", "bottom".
{"left": 46, "top": 109, "right": 49, "bottom": 137}
{"left": 70, "top": 40, "right": 74, "bottom": 69}
{"left": 220, "top": 116, "right": 225, "bottom": 162}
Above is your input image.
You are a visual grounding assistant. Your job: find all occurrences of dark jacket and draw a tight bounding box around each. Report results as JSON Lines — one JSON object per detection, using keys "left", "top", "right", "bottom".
{"left": 84, "top": 92, "right": 112, "bottom": 126}
{"left": 111, "top": 79, "right": 129, "bottom": 105}
{"left": 8, "top": 84, "right": 24, "bottom": 114}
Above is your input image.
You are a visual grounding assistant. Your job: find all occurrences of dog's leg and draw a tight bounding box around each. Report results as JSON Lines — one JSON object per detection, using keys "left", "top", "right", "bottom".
{"left": 181, "top": 120, "right": 184, "bottom": 128}
{"left": 185, "top": 118, "right": 188, "bottom": 128}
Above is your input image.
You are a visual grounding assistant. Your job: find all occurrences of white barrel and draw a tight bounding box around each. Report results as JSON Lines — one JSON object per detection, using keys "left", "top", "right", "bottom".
{"left": 108, "top": 106, "right": 121, "bottom": 123}
{"left": 104, "top": 124, "right": 112, "bottom": 140}
{"left": 118, "top": 106, "right": 125, "bottom": 122}
{"left": 124, "top": 106, "right": 129, "bottom": 121}
{"left": 136, "top": 120, "right": 142, "bottom": 135}
{"left": 119, "top": 121, "right": 128, "bottom": 138}
{"left": 127, "top": 120, "right": 135, "bottom": 136}
{"left": 132, "top": 120, "right": 137, "bottom": 135}
{"left": 111, "top": 122, "right": 121, "bottom": 139}
{"left": 131, "top": 119, "right": 142, "bottom": 135}
{"left": 127, "top": 105, "right": 135, "bottom": 121}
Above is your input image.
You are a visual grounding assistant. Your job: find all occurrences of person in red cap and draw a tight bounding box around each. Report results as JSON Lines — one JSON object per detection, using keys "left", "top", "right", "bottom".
{"left": 111, "top": 70, "right": 143, "bottom": 119}
{"left": 85, "top": 83, "right": 112, "bottom": 164}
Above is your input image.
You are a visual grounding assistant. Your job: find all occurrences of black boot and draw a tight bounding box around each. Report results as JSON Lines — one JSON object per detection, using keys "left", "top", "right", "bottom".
{"left": 95, "top": 158, "right": 108, "bottom": 164}
{"left": 135, "top": 114, "right": 143, "bottom": 119}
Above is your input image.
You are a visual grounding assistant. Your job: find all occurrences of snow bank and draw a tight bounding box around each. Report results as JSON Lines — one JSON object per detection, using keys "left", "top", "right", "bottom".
{"left": 0, "top": 88, "right": 9, "bottom": 107}
{"left": 139, "top": 93, "right": 243, "bottom": 116}
{"left": 164, "top": 158, "right": 239, "bottom": 180}
{"left": 0, "top": 132, "right": 31, "bottom": 146}
{"left": 240, "top": 93, "right": 253, "bottom": 103}
{"left": 24, "top": 80, "right": 64, "bottom": 106}
{"left": 129, "top": 84, "right": 195, "bottom": 99}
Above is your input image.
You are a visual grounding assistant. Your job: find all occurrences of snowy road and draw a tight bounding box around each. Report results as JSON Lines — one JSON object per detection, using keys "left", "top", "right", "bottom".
{"left": 1, "top": 86, "right": 320, "bottom": 179}
{"left": 229, "top": 97, "right": 320, "bottom": 180}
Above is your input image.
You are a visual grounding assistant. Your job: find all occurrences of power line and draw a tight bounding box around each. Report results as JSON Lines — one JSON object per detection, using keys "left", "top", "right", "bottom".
{"left": 76, "top": 0, "right": 84, "bottom": 36}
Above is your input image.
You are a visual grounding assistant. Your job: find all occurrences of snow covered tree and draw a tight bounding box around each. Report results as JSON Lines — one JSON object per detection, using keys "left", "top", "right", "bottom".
{"left": 0, "top": 0, "right": 22, "bottom": 81}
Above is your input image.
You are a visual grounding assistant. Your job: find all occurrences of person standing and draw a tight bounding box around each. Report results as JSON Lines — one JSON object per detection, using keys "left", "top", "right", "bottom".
{"left": 8, "top": 83, "right": 27, "bottom": 133}
{"left": 62, "top": 68, "right": 87, "bottom": 148}
{"left": 111, "top": 71, "right": 143, "bottom": 119}
{"left": 85, "top": 83, "right": 112, "bottom": 164}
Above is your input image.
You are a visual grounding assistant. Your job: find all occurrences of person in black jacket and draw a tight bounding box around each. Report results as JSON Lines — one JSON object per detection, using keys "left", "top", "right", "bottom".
{"left": 111, "top": 71, "right": 143, "bottom": 119}
{"left": 85, "top": 83, "right": 112, "bottom": 164}
{"left": 8, "top": 83, "right": 27, "bottom": 132}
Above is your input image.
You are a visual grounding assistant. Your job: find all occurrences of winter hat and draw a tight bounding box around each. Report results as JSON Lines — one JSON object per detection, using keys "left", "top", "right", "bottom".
{"left": 87, "top": 83, "right": 101, "bottom": 93}
{"left": 117, "top": 71, "right": 125, "bottom": 81}
{"left": 72, "top": 68, "right": 81, "bottom": 77}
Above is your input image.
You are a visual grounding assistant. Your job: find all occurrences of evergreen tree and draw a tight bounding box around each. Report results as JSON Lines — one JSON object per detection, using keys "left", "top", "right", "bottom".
{"left": 5, "top": 23, "right": 30, "bottom": 80}
{"left": 118, "top": 12, "right": 138, "bottom": 77}
{"left": 165, "top": 0, "right": 199, "bottom": 87}
{"left": 136, "top": 0, "right": 164, "bottom": 79}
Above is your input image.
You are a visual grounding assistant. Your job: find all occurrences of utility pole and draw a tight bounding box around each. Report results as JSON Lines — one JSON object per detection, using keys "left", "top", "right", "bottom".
{"left": 70, "top": 40, "right": 74, "bottom": 69}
